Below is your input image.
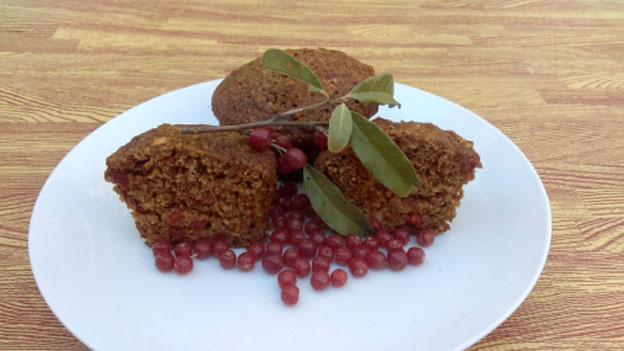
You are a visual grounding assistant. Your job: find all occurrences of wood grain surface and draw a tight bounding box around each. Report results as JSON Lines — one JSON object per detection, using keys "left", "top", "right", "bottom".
{"left": 1, "top": 0, "right": 623, "bottom": 350}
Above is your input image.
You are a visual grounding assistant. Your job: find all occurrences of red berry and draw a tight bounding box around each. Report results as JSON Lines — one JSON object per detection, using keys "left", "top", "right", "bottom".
{"left": 386, "top": 239, "right": 404, "bottom": 251}
{"left": 168, "top": 208, "right": 185, "bottom": 224}
{"left": 298, "top": 239, "right": 317, "bottom": 258}
{"left": 277, "top": 156, "right": 293, "bottom": 175}
{"left": 334, "top": 247, "right": 352, "bottom": 266}
{"left": 289, "top": 229, "right": 306, "bottom": 245}
{"left": 262, "top": 254, "right": 284, "bottom": 274}
{"left": 174, "top": 255, "right": 193, "bottom": 274}
{"left": 417, "top": 229, "right": 435, "bottom": 247}
{"left": 279, "top": 181, "right": 298, "bottom": 197}
{"left": 327, "top": 234, "right": 344, "bottom": 249}
{"left": 283, "top": 247, "right": 300, "bottom": 267}
{"left": 292, "top": 257, "right": 311, "bottom": 278}
{"left": 348, "top": 256, "right": 369, "bottom": 278}
{"left": 249, "top": 127, "right": 272, "bottom": 151}
{"left": 393, "top": 226, "right": 411, "bottom": 245}
{"left": 291, "top": 194, "right": 311, "bottom": 210}
{"left": 362, "top": 237, "right": 379, "bottom": 250}
{"left": 317, "top": 245, "right": 334, "bottom": 261}
{"left": 289, "top": 210, "right": 306, "bottom": 221}
{"left": 212, "top": 239, "right": 230, "bottom": 257}
{"left": 345, "top": 234, "right": 361, "bottom": 249}
{"left": 309, "top": 230, "right": 326, "bottom": 247}
{"left": 152, "top": 239, "right": 171, "bottom": 256}
{"left": 266, "top": 241, "right": 283, "bottom": 255}
{"left": 311, "top": 271, "right": 330, "bottom": 291}
{"left": 312, "top": 256, "right": 331, "bottom": 272}
{"left": 287, "top": 217, "right": 303, "bottom": 231}
{"left": 154, "top": 252, "right": 174, "bottom": 272}
{"left": 273, "top": 216, "right": 287, "bottom": 228}
{"left": 271, "top": 227, "right": 289, "bottom": 243}
{"left": 313, "top": 131, "right": 328, "bottom": 150}
{"left": 278, "top": 269, "right": 297, "bottom": 288}
{"left": 284, "top": 148, "right": 307, "bottom": 170}
{"left": 237, "top": 252, "right": 256, "bottom": 271}
{"left": 375, "top": 229, "right": 392, "bottom": 244}
{"left": 277, "top": 195, "right": 292, "bottom": 211}
{"left": 387, "top": 249, "right": 408, "bottom": 271}
{"left": 330, "top": 268, "right": 348, "bottom": 287}
{"left": 407, "top": 247, "right": 426, "bottom": 266}
{"left": 407, "top": 212, "right": 422, "bottom": 226}
{"left": 219, "top": 249, "right": 236, "bottom": 269}
{"left": 370, "top": 218, "right": 382, "bottom": 231}
{"left": 273, "top": 133, "right": 292, "bottom": 149}
{"left": 174, "top": 241, "right": 193, "bottom": 257}
{"left": 193, "top": 238, "right": 212, "bottom": 259}
{"left": 365, "top": 250, "right": 387, "bottom": 270}
{"left": 248, "top": 241, "right": 265, "bottom": 260}
{"left": 352, "top": 245, "right": 369, "bottom": 258}
{"left": 305, "top": 218, "right": 325, "bottom": 235}
{"left": 281, "top": 285, "right": 299, "bottom": 306}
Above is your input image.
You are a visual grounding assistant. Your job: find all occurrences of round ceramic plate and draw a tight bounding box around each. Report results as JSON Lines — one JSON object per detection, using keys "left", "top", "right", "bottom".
{"left": 29, "top": 80, "right": 551, "bottom": 351}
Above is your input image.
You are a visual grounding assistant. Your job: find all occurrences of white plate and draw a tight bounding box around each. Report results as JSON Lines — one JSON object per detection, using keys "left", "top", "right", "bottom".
{"left": 29, "top": 80, "right": 551, "bottom": 351}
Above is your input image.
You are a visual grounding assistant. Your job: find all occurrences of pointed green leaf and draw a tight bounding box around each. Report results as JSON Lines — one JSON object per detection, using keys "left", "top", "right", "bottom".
{"left": 328, "top": 103, "right": 352, "bottom": 153}
{"left": 350, "top": 112, "right": 420, "bottom": 197}
{"left": 348, "top": 73, "right": 401, "bottom": 108}
{"left": 261, "top": 48, "right": 326, "bottom": 95}
{"left": 303, "top": 164, "right": 374, "bottom": 237}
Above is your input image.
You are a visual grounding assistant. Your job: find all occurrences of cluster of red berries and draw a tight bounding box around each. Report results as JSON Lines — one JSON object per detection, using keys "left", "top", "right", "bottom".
{"left": 248, "top": 127, "right": 328, "bottom": 174}
{"left": 150, "top": 181, "right": 434, "bottom": 306}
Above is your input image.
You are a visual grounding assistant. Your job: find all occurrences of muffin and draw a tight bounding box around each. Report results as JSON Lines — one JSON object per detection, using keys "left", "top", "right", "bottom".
{"left": 105, "top": 124, "right": 277, "bottom": 247}
{"left": 314, "top": 118, "right": 481, "bottom": 234}
{"left": 212, "top": 48, "right": 378, "bottom": 155}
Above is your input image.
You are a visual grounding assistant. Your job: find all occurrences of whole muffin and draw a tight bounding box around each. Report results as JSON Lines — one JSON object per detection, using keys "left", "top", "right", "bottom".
{"left": 212, "top": 48, "right": 378, "bottom": 155}
{"left": 105, "top": 124, "right": 277, "bottom": 247}
{"left": 314, "top": 118, "right": 481, "bottom": 234}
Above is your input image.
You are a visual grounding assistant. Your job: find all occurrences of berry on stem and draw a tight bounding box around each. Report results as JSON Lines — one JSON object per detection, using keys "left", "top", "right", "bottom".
{"left": 393, "top": 226, "right": 411, "bottom": 245}
{"left": 266, "top": 241, "right": 283, "bottom": 255}
{"left": 309, "top": 230, "right": 326, "bottom": 247}
{"left": 298, "top": 239, "right": 317, "bottom": 258}
{"left": 273, "top": 133, "right": 292, "bottom": 149}
{"left": 284, "top": 148, "right": 307, "bottom": 170}
{"left": 327, "top": 234, "right": 344, "bottom": 249}
{"left": 313, "top": 131, "right": 328, "bottom": 150}
{"left": 271, "top": 227, "right": 290, "bottom": 243}
{"left": 345, "top": 234, "right": 361, "bottom": 249}
{"left": 317, "top": 245, "right": 334, "bottom": 261}
{"left": 249, "top": 127, "right": 272, "bottom": 151}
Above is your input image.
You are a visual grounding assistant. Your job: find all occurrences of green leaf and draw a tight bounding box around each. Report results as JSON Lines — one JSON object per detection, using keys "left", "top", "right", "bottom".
{"left": 350, "top": 112, "right": 420, "bottom": 197}
{"left": 261, "top": 48, "right": 326, "bottom": 96}
{"left": 348, "top": 73, "right": 401, "bottom": 108}
{"left": 303, "top": 164, "right": 374, "bottom": 237}
{"left": 327, "top": 103, "right": 352, "bottom": 153}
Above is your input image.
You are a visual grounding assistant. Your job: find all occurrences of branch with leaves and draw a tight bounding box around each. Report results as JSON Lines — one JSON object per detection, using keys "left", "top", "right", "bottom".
{"left": 187, "top": 48, "right": 420, "bottom": 236}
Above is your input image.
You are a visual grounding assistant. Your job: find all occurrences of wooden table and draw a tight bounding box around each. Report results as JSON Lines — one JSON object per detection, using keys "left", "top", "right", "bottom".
{"left": 2, "top": 1, "right": 623, "bottom": 349}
